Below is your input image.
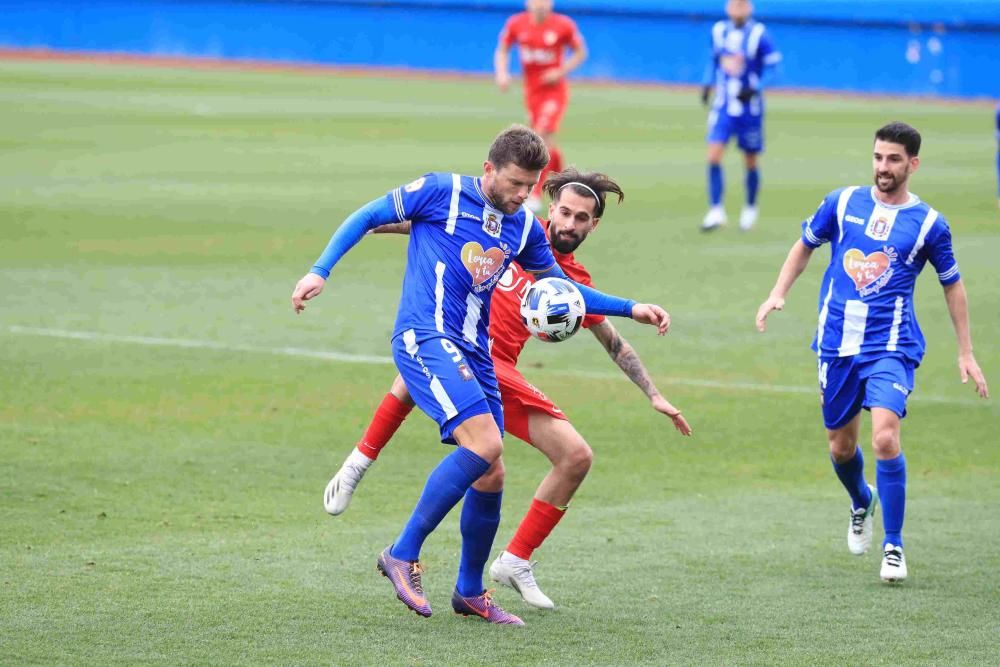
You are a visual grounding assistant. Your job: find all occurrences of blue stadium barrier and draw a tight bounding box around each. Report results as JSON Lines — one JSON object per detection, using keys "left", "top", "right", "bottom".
{"left": 1, "top": 0, "right": 997, "bottom": 98}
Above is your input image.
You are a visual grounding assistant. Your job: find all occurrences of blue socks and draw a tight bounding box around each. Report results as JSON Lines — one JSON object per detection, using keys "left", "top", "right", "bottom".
{"left": 746, "top": 167, "right": 760, "bottom": 206}
{"left": 877, "top": 454, "right": 907, "bottom": 548}
{"left": 708, "top": 163, "right": 723, "bottom": 205}
{"left": 456, "top": 487, "right": 503, "bottom": 597}
{"left": 391, "top": 447, "right": 491, "bottom": 561}
{"left": 832, "top": 445, "right": 872, "bottom": 511}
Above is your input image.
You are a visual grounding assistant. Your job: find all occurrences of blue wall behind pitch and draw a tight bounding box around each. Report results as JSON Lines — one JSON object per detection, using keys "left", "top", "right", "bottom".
{"left": 1, "top": 0, "right": 998, "bottom": 98}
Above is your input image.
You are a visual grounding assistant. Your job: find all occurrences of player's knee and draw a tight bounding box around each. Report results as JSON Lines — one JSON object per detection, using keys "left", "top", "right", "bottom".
{"left": 872, "top": 427, "right": 900, "bottom": 458}
{"left": 475, "top": 458, "right": 505, "bottom": 492}
{"left": 473, "top": 434, "right": 504, "bottom": 463}
{"left": 827, "top": 436, "right": 856, "bottom": 463}
{"left": 561, "top": 439, "right": 593, "bottom": 478}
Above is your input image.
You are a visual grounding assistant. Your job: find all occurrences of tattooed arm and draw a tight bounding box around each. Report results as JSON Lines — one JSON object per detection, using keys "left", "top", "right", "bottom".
{"left": 371, "top": 220, "right": 412, "bottom": 235}
{"left": 589, "top": 319, "right": 692, "bottom": 435}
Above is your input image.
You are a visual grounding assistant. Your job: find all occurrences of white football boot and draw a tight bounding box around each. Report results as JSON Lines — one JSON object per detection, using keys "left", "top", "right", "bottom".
{"left": 847, "top": 484, "right": 879, "bottom": 555}
{"left": 323, "top": 448, "right": 374, "bottom": 516}
{"left": 700, "top": 205, "right": 727, "bottom": 231}
{"left": 739, "top": 205, "right": 759, "bottom": 231}
{"left": 880, "top": 544, "right": 907, "bottom": 583}
{"left": 489, "top": 551, "right": 555, "bottom": 609}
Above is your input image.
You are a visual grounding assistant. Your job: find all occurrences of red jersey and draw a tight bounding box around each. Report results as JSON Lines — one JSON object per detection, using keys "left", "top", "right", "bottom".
{"left": 489, "top": 220, "right": 605, "bottom": 366}
{"left": 499, "top": 11, "right": 583, "bottom": 94}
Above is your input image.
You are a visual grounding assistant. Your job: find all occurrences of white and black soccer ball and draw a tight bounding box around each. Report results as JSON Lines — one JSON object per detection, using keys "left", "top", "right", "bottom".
{"left": 520, "top": 277, "right": 586, "bottom": 343}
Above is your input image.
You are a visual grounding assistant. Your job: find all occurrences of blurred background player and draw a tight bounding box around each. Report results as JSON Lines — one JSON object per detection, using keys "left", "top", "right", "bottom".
{"left": 756, "top": 121, "right": 989, "bottom": 583}
{"left": 292, "top": 125, "right": 671, "bottom": 624}
{"left": 700, "top": 0, "right": 781, "bottom": 232}
{"left": 323, "top": 167, "right": 690, "bottom": 610}
{"left": 495, "top": 0, "right": 587, "bottom": 212}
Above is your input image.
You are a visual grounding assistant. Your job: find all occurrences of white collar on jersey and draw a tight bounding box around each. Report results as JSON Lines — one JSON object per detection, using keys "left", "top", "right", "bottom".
{"left": 868, "top": 187, "right": 921, "bottom": 210}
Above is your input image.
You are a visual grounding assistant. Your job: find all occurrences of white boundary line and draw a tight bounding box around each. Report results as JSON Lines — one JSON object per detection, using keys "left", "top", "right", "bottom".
{"left": 4, "top": 325, "right": 990, "bottom": 408}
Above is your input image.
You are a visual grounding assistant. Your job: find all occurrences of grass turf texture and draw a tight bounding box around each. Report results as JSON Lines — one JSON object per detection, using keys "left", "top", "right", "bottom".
{"left": 1, "top": 60, "right": 998, "bottom": 665}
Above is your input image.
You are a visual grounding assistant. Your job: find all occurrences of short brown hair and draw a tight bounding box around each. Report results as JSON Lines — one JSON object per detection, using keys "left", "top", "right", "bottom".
{"left": 487, "top": 124, "right": 549, "bottom": 172}
{"left": 543, "top": 167, "right": 624, "bottom": 218}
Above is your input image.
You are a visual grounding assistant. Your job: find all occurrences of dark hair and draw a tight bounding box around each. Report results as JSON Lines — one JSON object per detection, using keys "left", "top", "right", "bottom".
{"left": 542, "top": 167, "right": 625, "bottom": 218}
{"left": 487, "top": 124, "right": 549, "bottom": 172}
{"left": 875, "top": 121, "right": 921, "bottom": 157}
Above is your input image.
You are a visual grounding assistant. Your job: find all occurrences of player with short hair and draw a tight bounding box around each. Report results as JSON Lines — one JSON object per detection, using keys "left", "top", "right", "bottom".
{"left": 292, "top": 125, "right": 671, "bottom": 624}
{"left": 756, "top": 121, "right": 989, "bottom": 582}
{"left": 323, "top": 167, "right": 692, "bottom": 610}
{"left": 700, "top": 0, "right": 781, "bottom": 232}
{"left": 495, "top": 0, "right": 587, "bottom": 212}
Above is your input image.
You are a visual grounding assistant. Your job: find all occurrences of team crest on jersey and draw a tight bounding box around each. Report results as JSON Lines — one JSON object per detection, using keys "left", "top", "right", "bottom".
{"left": 404, "top": 177, "right": 426, "bottom": 193}
{"left": 866, "top": 215, "right": 895, "bottom": 241}
{"left": 843, "top": 245, "right": 898, "bottom": 297}
{"left": 482, "top": 208, "right": 503, "bottom": 238}
{"left": 544, "top": 30, "right": 558, "bottom": 45}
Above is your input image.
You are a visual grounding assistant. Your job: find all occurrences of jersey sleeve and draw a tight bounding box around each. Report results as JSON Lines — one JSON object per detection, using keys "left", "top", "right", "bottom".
{"left": 562, "top": 16, "right": 584, "bottom": 50}
{"left": 384, "top": 173, "right": 446, "bottom": 224}
{"left": 499, "top": 15, "right": 519, "bottom": 48}
{"left": 515, "top": 218, "right": 557, "bottom": 272}
{"left": 758, "top": 28, "right": 782, "bottom": 67}
{"left": 924, "top": 216, "right": 961, "bottom": 285}
{"left": 801, "top": 190, "right": 841, "bottom": 248}
{"left": 559, "top": 256, "right": 606, "bottom": 328}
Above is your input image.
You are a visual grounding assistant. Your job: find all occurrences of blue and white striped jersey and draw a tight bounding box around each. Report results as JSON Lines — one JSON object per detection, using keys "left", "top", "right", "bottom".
{"left": 386, "top": 172, "right": 555, "bottom": 367}
{"left": 709, "top": 19, "right": 781, "bottom": 118}
{"left": 801, "top": 186, "right": 960, "bottom": 365}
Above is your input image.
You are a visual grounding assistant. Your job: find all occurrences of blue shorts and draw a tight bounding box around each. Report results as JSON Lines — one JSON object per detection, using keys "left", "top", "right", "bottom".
{"left": 818, "top": 355, "right": 915, "bottom": 430}
{"left": 392, "top": 331, "right": 504, "bottom": 444}
{"left": 706, "top": 110, "right": 764, "bottom": 153}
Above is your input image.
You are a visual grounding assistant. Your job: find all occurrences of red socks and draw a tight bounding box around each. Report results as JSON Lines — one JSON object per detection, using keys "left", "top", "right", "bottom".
{"left": 506, "top": 498, "right": 567, "bottom": 560}
{"left": 356, "top": 393, "right": 412, "bottom": 460}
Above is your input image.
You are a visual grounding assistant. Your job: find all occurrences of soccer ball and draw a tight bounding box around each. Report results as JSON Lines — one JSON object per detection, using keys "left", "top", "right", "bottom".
{"left": 520, "top": 277, "right": 586, "bottom": 343}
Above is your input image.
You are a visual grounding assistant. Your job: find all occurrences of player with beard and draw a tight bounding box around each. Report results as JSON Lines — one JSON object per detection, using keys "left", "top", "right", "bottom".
{"left": 322, "top": 167, "right": 691, "bottom": 610}
{"left": 756, "top": 122, "right": 989, "bottom": 582}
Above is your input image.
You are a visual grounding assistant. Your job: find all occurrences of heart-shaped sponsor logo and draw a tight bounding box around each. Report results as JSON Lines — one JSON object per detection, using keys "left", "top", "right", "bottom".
{"left": 843, "top": 248, "right": 890, "bottom": 291}
{"left": 462, "top": 242, "right": 505, "bottom": 286}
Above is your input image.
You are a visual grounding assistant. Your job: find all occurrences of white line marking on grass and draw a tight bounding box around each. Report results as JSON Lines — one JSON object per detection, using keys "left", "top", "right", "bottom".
{"left": 5, "top": 325, "right": 990, "bottom": 408}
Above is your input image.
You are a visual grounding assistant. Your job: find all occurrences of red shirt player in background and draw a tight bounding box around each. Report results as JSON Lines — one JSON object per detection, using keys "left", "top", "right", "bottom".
{"left": 322, "top": 168, "right": 692, "bottom": 612}
{"left": 495, "top": 0, "right": 588, "bottom": 211}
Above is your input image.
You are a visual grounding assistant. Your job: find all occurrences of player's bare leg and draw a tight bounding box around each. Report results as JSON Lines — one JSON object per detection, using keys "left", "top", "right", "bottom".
{"left": 702, "top": 141, "right": 728, "bottom": 231}
{"left": 829, "top": 413, "right": 878, "bottom": 555}
{"left": 324, "top": 375, "right": 413, "bottom": 515}
{"left": 528, "top": 127, "right": 562, "bottom": 211}
{"left": 871, "top": 408, "right": 907, "bottom": 582}
{"left": 739, "top": 151, "right": 760, "bottom": 231}
{"left": 490, "top": 413, "right": 592, "bottom": 609}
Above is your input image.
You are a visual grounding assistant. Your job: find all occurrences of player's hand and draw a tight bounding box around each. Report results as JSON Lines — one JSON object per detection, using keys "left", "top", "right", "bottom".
{"left": 736, "top": 86, "right": 757, "bottom": 104}
{"left": 540, "top": 68, "right": 563, "bottom": 85}
{"left": 700, "top": 84, "right": 711, "bottom": 107}
{"left": 958, "top": 352, "right": 989, "bottom": 398}
{"left": 495, "top": 71, "right": 511, "bottom": 92}
{"left": 755, "top": 296, "right": 785, "bottom": 332}
{"left": 651, "top": 395, "right": 692, "bottom": 436}
{"left": 631, "top": 304, "right": 670, "bottom": 335}
{"left": 291, "top": 272, "right": 326, "bottom": 314}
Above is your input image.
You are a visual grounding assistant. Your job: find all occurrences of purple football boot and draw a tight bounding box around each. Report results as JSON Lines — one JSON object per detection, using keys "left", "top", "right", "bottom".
{"left": 376, "top": 546, "right": 432, "bottom": 617}
{"left": 451, "top": 589, "right": 525, "bottom": 626}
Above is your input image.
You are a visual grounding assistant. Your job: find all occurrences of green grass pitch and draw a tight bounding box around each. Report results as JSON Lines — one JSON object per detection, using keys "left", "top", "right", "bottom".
{"left": 1, "top": 59, "right": 998, "bottom": 665}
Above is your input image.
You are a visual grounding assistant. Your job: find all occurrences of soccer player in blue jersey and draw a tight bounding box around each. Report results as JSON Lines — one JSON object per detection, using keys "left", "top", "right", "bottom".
{"left": 756, "top": 122, "right": 989, "bottom": 583}
{"left": 291, "top": 125, "right": 671, "bottom": 624}
{"left": 700, "top": 0, "right": 781, "bottom": 232}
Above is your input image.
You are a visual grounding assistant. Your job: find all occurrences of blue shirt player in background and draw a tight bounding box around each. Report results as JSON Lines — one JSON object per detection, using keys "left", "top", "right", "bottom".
{"left": 291, "top": 125, "right": 671, "bottom": 624}
{"left": 756, "top": 122, "right": 989, "bottom": 583}
{"left": 700, "top": 0, "right": 781, "bottom": 232}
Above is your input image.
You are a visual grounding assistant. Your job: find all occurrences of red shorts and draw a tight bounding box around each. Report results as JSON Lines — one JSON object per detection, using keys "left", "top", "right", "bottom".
{"left": 525, "top": 86, "right": 569, "bottom": 134}
{"left": 496, "top": 360, "right": 567, "bottom": 444}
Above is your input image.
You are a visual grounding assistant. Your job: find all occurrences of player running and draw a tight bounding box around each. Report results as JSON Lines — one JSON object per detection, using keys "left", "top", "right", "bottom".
{"left": 756, "top": 121, "right": 989, "bottom": 582}
{"left": 700, "top": 0, "right": 781, "bottom": 232}
{"left": 291, "top": 126, "right": 671, "bottom": 624}
{"left": 323, "top": 167, "right": 692, "bottom": 610}
{"left": 495, "top": 0, "right": 587, "bottom": 212}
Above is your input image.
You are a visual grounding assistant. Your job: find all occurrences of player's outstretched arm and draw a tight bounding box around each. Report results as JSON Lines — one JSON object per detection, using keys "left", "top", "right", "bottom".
{"left": 291, "top": 197, "right": 399, "bottom": 314}
{"left": 589, "top": 320, "right": 692, "bottom": 436}
{"left": 493, "top": 42, "right": 511, "bottom": 92}
{"left": 756, "top": 240, "right": 814, "bottom": 332}
{"left": 533, "top": 265, "right": 669, "bottom": 335}
{"left": 943, "top": 279, "right": 990, "bottom": 398}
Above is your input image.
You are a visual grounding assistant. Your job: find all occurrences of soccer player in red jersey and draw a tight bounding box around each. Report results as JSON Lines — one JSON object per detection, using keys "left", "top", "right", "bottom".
{"left": 495, "top": 0, "right": 587, "bottom": 212}
{"left": 324, "top": 168, "right": 692, "bottom": 610}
